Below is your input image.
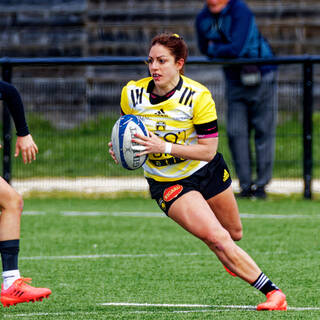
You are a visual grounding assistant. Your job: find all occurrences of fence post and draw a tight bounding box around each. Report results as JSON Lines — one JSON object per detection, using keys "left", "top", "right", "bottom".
{"left": 303, "top": 61, "right": 313, "bottom": 199}
{"left": 1, "top": 63, "right": 12, "bottom": 183}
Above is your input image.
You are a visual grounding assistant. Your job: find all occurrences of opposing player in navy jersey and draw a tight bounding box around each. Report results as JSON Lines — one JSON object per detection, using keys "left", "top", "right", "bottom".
{"left": 109, "top": 33, "right": 287, "bottom": 311}
{"left": 0, "top": 81, "right": 51, "bottom": 307}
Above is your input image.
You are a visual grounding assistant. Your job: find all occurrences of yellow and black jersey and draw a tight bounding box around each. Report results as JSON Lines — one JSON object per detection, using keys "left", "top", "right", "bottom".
{"left": 120, "top": 75, "right": 218, "bottom": 182}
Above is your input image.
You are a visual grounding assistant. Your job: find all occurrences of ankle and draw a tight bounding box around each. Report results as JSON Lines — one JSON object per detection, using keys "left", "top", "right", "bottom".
{"left": 2, "top": 270, "right": 20, "bottom": 290}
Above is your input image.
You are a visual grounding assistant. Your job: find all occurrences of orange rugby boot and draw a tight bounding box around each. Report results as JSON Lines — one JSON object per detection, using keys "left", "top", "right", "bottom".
{"left": 223, "top": 265, "right": 237, "bottom": 277}
{"left": 257, "top": 289, "right": 287, "bottom": 311}
{"left": 1, "top": 278, "right": 51, "bottom": 308}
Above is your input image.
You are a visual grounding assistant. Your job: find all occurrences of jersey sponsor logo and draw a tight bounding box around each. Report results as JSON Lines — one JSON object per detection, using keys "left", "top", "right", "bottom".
{"left": 156, "top": 121, "right": 166, "bottom": 131}
{"left": 163, "top": 184, "right": 183, "bottom": 202}
{"left": 223, "top": 169, "right": 230, "bottom": 182}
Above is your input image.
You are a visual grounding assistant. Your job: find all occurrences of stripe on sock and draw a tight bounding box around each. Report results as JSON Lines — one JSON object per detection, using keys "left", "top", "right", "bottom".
{"left": 252, "top": 272, "right": 279, "bottom": 295}
{"left": 254, "top": 273, "right": 268, "bottom": 290}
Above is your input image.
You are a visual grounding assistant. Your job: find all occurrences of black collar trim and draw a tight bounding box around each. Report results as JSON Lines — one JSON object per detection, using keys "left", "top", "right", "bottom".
{"left": 147, "top": 77, "right": 183, "bottom": 105}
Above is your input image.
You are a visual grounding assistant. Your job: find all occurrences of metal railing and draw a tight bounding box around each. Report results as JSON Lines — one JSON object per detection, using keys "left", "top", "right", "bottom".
{"left": 1, "top": 55, "right": 320, "bottom": 198}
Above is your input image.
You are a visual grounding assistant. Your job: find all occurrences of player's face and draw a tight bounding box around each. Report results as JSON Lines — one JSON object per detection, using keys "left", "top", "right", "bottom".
{"left": 148, "top": 44, "right": 183, "bottom": 92}
{"left": 206, "top": 0, "right": 229, "bottom": 13}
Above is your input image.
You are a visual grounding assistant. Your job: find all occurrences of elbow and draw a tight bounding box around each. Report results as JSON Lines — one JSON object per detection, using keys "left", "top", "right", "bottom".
{"left": 206, "top": 152, "right": 216, "bottom": 162}
{"left": 203, "top": 149, "right": 217, "bottom": 162}
{"left": 197, "top": 138, "right": 218, "bottom": 162}
{"left": 225, "top": 47, "right": 241, "bottom": 59}
{"left": 207, "top": 142, "right": 218, "bottom": 162}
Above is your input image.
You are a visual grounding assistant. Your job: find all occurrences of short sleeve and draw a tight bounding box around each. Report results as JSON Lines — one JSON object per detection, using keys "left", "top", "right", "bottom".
{"left": 193, "top": 90, "right": 217, "bottom": 125}
{"left": 120, "top": 85, "right": 132, "bottom": 115}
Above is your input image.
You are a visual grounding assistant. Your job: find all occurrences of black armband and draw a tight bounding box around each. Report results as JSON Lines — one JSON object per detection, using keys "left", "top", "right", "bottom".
{"left": 194, "top": 120, "right": 218, "bottom": 138}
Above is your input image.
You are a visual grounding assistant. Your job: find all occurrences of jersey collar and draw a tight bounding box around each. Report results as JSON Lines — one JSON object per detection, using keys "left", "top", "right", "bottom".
{"left": 147, "top": 77, "right": 183, "bottom": 104}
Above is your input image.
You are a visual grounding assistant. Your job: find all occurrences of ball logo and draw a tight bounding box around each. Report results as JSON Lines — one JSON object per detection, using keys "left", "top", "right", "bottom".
{"left": 163, "top": 184, "right": 183, "bottom": 202}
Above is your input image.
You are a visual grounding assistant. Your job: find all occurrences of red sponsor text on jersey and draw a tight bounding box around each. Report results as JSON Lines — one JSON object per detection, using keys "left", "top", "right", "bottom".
{"left": 163, "top": 184, "right": 183, "bottom": 202}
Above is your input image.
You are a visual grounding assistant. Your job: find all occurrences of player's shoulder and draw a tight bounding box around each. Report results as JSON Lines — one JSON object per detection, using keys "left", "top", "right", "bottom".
{"left": 125, "top": 77, "right": 152, "bottom": 90}
{"left": 181, "top": 75, "right": 211, "bottom": 94}
{"left": 230, "top": 0, "right": 252, "bottom": 15}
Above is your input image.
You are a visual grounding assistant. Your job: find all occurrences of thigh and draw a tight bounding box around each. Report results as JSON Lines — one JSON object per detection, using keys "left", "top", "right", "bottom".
{"left": 206, "top": 185, "right": 242, "bottom": 238}
{"left": 168, "top": 190, "right": 225, "bottom": 240}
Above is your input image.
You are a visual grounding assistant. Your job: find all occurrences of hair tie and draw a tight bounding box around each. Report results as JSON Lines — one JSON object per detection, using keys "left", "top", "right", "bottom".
{"left": 171, "top": 33, "right": 183, "bottom": 39}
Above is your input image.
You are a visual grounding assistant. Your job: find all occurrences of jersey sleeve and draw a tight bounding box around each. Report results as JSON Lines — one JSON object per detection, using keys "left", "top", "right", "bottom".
{"left": 193, "top": 90, "right": 218, "bottom": 138}
{"left": 193, "top": 90, "right": 217, "bottom": 124}
{"left": 120, "top": 81, "right": 140, "bottom": 115}
{"left": 120, "top": 85, "right": 130, "bottom": 115}
{"left": 0, "top": 81, "right": 30, "bottom": 136}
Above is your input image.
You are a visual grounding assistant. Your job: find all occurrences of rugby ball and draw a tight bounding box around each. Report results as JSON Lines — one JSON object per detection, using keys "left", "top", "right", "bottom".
{"left": 111, "top": 114, "right": 149, "bottom": 170}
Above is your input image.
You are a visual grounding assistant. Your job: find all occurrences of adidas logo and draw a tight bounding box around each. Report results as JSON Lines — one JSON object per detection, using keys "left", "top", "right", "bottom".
{"left": 223, "top": 169, "right": 229, "bottom": 182}
{"left": 155, "top": 109, "right": 166, "bottom": 116}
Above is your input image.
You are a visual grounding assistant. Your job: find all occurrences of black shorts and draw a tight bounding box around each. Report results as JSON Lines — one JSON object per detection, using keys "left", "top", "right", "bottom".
{"left": 146, "top": 152, "right": 232, "bottom": 216}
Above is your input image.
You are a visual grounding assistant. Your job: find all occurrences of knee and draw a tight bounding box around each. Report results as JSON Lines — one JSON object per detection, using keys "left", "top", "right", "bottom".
{"left": 201, "top": 228, "right": 232, "bottom": 251}
{"left": 229, "top": 227, "right": 243, "bottom": 241}
{"left": 4, "top": 190, "right": 23, "bottom": 215}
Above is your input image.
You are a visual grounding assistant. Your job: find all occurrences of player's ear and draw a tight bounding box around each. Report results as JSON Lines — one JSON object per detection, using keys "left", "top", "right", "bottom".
{"left": 176, "top": 58, "right": 184, "bottom": 71}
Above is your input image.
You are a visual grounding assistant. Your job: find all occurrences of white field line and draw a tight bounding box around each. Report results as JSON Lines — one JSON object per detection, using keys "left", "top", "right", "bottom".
{"left": 128, "top": 309, "right": 233, "bottom": 314}
{"left": 61, "top": 211, "right": 164, "bottom": 217}
{"left": 22, "top": 211, "right": 47, "bottom": 215}
{"left": 19, "top": 252, "right": 203, "bottom": 261}
{"left": 239, "top": 213, "right": 319, "bottom": 219}
{"left": 19, "top": 250, "right": 292, "bottom": 261}
{"left": 23, "top": 210, "right": 320, "bottom": 219}
{"left": 4, "top": 304, "right": 320, "bottom": 318}
{"left": 3, "top": 311, "right": 233, "bottom": 318}
{"left": 99, "top": 302, "right": 320, "bottom": 311}
{"left": 3, "top": 312, "right": 99, "bottom": 318}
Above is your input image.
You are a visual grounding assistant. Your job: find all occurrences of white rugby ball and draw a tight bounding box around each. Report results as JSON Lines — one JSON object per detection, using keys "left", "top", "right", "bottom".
{"left": 111, "top": 114, "right": 149, "bottom": 170}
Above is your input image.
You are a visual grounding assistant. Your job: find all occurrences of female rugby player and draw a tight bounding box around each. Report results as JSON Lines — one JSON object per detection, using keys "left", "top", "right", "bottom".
{"left": 109, "top": 33, "right": 287, "bottom": 311}
{"left": 0, "top": 81, "right": 51, "bottom": 307}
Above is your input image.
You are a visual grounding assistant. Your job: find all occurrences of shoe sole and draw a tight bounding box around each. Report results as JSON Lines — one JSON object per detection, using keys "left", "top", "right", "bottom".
{"left": 1, "top": 293, "right": 51, "bottom": 308}
{"left": 257, "top": 301, "right": 287, "bottom": 311}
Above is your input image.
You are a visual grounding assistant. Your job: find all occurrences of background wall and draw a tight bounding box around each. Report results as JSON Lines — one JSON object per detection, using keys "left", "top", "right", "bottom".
{"left": 1, "top": 0, "right": 320, "bottom": 57}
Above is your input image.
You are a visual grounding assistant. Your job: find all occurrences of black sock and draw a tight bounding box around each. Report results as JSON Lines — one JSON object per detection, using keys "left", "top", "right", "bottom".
{"left": 252, "top": 272, "right": 279, "bottom": 295}
{"left": 0, "top": 240, "right": 20, "bottom": 271}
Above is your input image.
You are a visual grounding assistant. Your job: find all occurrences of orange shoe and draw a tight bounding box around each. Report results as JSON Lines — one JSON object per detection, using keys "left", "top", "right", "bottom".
{"left": 1, "top": 278, "right": 51, "bottom": 308}
{"left": 223, "top": 265, "right": 237, "bottom": 277}
{"left": 257, "top": 290, "right": 287, "bottom": 311}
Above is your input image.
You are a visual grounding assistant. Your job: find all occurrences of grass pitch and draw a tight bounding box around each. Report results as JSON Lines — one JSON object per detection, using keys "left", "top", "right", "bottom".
{"left": 2, "top": 195, "right": 320, "bottom": 319}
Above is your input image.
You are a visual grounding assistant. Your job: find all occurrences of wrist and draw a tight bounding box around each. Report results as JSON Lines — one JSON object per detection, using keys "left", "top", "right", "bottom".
{"left": 164, "top": 142, "right": 173, "bottom": 154}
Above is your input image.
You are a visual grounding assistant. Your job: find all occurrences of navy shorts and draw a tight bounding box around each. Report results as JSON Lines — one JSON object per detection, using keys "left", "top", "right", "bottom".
{"left": 146, "top": 152, "right": 232, "bottom": 216}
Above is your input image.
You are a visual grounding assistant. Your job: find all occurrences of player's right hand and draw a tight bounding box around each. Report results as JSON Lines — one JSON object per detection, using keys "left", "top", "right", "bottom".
{"left": 15, "top": 134, "right": 38, "bottom": 164}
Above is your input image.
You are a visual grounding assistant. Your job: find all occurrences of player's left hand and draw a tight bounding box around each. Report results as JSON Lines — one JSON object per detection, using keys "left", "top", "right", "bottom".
{"left": 132, "top": 131, "right": 166, "bottom": 156}
{"left": 15, "top": 134, "right": 39, "bottom": 164}
{"left": 108, "top": 141, "right": 119, "bottom": 164}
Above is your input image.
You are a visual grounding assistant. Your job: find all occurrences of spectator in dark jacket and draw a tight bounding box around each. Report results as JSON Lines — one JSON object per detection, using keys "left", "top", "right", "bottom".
{"left": 196, "top": 0, "right": 278, "bottom": 198}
